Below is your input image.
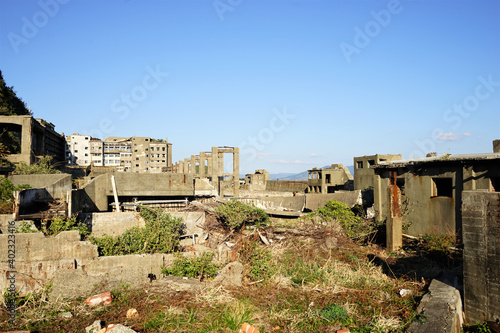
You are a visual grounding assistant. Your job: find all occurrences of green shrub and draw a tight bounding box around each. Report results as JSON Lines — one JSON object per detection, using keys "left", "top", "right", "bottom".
{"left": 215, "top": 200, "right": 270, "bottom": 230}
{"left": 162, "top": 252, "right": 219, "bottom": 280}
{"left": 89, "top": 206, "right": 183, "bottom": 256}
{"left": 15, "top": 220, "right": 38, "bottom": 233}
{"left": 48, "top": 216, "right": 89, "bottom": 237}
{"left": 313, "top": 200, "right": 364, "bottom": 238}
{"left": 13, "top": 155, "right": 61, "bottom": 175}
{"left": 319, "top": 303, "right": 349, "bottom": 322}
{"left": 0, "top": 178, "right": 30, "bottom": 213}
{"left": 238, "top": 239, "right": 275, "bottom": 281}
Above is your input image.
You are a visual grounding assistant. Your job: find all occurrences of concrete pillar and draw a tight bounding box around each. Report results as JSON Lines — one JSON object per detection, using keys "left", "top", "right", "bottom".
{"left": 190, "top": 155, "right": 196, "bottom": 174}
{"left": 211, "top": 147, "right": 219, "bottom": 195}
{"left": 387, "top": 171, "right": 402, "bottom": 251}
{"left": 233, "top": 147, "right": 239, "bottom": 198}
{"left": 200, "top": 152, "right": 206, "bottom": 177}
{"left": 167, "top": 144, "right": 173, "bottom": 169}
{"left": 183, "top": 158, "right": 189, "bottom": 173}
{"left": 178, "top": 161, "right": 183, "bottom": 173}
{"left": 21, "top": 117, "right": 33, "bottom": 164}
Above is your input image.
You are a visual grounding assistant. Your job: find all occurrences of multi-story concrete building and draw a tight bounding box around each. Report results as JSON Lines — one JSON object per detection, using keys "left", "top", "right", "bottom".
{"left": 89, "top": 138, "right": 103, "bottom": 166}
{"left": 1, "top": 115, "right": 66, "bottom": 166}
{"left": 353, "top": 154, "right": 402, "bottom": 190}
{"left": 307, "top": 164, "right": 353, "bottom": 194}
{"left": 66, "top": 133, "right": 91, "bottom": 166}
{"left": 373, "top": 140, "right": 500, "bottom": 250}
{"left": 104, "top": 136, "right": 172, "bottom": 173}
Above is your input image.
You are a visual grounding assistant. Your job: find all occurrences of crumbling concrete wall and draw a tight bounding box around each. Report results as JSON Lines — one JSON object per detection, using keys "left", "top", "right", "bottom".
{"left": 462, "top": 191, "right": 500, "bottom": 323}
{"left": 80, "top": 211, "right": 206, "bottom": 243}
{"left": 0, "top": 228, "right": 210, "bottom": 301}
{"left": 0, "top": 231, "right": 98, "bottom": 297}
{"left": 9, "top": 174, "right": 72, "bottom": 201}
{"left": 265, "top": 180, "right": 307, "bottom": 192}
{"left": 239, "top": 196, "right": 305, "bottom": 212}
{"left": 304, "top": 191, "right": 362, "bottom": 211}
{"left": 50, "top": 253, "right": 175, "bottom": 300}
{"left": 69, "top": 174, "right": 108, "bottom": 215}
{"left": 0, "top": 214, "right": 15, "bottom": 233}
{"left": 407, "top": 279, "right": 463, "bottom": 333}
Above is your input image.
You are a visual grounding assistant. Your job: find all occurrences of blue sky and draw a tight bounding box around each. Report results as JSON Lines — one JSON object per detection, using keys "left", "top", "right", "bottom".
{"left": 1, "top": 0, "right": 499, "bottom": 174}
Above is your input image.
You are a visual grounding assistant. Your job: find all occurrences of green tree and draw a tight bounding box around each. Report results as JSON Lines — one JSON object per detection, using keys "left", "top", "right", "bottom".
{"left": 0, "top": 70, "right": 31, "bottom": 158}
{"left": 0, "top": 70, "right": 31, "bottom": 116}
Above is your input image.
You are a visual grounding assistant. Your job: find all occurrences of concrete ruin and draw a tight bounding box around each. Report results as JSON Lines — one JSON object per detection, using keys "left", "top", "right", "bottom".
{"left": 373, "top": 143, "right": 500, "bottom": 250}
{"left": 306, "top": 164, "right": 353, "bottom": 194}
{"left": 173, "top": 146, "right": 240, "bottom": 197}
{"left": 244, "top": 169, "right": 270, "bottom": 191}
{"left": 0, "top": 115, "right": 65, "bottom": 165}
{"left": 353, "top": 154, "right": 402, "bottom": 190}
{"left": 462, "top": 191, "right": 500, "bottom": 323}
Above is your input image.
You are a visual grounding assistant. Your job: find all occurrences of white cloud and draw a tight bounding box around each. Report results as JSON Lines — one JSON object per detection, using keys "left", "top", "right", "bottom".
{"left": 463, "top": 132, "right": 472, "bottom": 137}
{"left": 434, "top": 132, "right": 461, "bottom": 141}
{"left": 270, "top": 159, "right": 312, "bottom": 165}
{"left": 254, "top": 152, "right": 274, "bottom": 159}
{"left": 310, "top": 153, "right": 321, "bottom": 158}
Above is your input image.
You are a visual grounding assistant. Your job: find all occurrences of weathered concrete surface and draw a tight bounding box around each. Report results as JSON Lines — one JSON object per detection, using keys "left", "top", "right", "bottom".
{"left": 0, "top": 213, "right": 15, "bottom": 233}
{"left": 80, "top": 211, "right": 206, "bottom": 244}
{"left": 239, "top": 196, "right": 305, "bottom": 212}
{"left": 81, "top": 212, "right": 143, "bottom": 237}
{"left": 69, "top": 173, "right": 197, "bottom": 215}
{"left": 265, "top": 180, "right": 308, "bottom": 192}
{"left": 304, "top": 191, "right": 362, "bottom": 211}
{"left": 194, "top": 178, "right": 216, "bottom": 196}
{"left": 374, "top": 154, "right": 500, "bottom": 238}
{"left": 0, "top": 229, "right": 220, "bottom": 301}
{"left": 407, "top": 279, "right": 463, "bottom": 333}
{"left": 9, "top": 174, "right": 72, "bottom": 200}
{"left": 0, "top": 231, "right": 98, "bottom": 296}
{"left": 462, "top": 191, "right": 500, "bottom": 323}
{"left": 51, "top": 253, "right": 175, "bottom": 299}
{"left": 69, "top": 174, "right": 108, "bottom": 215}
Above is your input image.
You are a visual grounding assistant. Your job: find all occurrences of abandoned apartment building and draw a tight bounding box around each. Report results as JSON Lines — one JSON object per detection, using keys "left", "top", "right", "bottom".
{"left": 66, "top": 134, "right": 173, "bottom": 173}
{"left": 0, "top": 115, "right": 66, "bottom": 166}
{"left": 306, "top": 164, "right": 354, "bottom": 194}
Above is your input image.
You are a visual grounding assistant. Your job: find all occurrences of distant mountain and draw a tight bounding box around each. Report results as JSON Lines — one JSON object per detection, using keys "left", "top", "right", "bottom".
{"left": 274, "top": 165, "right": 355, "bottom": 181}
{"left": 269, "top": 173, "right": 298, "bottom": 180}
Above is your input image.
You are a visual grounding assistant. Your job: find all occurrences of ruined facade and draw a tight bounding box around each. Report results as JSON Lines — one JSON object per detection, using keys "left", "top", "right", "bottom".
{"left": 373, "top": 142, "right": 500, "bottom": 250}
{"left": 353, "top": 154, "right": 402, "bottom": 190}
{"left": 244, "top": 169, "right": 270, "bottom": 191}
{"left": 173, "top": 146, "right": 240, "bottom": 197}
{"left": 307, "top": 164, "right": 353, "bottom": 194}
{"left": 0, "top": 115, "right": 65, "bottom": 165}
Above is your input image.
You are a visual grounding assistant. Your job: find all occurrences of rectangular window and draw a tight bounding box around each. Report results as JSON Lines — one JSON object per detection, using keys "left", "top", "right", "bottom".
{"left": 357, "top": 161, "right": 363, "bottom": 169}
{"left": 432, "top": 178, "right": 453, "bottom": 198}
{"left": 326, "top": 174, "right": 331, "bottom": 184}
{"left": 368, "top": 160, "right": 375, "bottom": 166}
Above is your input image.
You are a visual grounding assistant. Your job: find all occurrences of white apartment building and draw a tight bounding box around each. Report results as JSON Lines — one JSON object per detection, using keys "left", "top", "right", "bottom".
{"left": 66, "top": 133, "right": 91, "bottom": 166}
